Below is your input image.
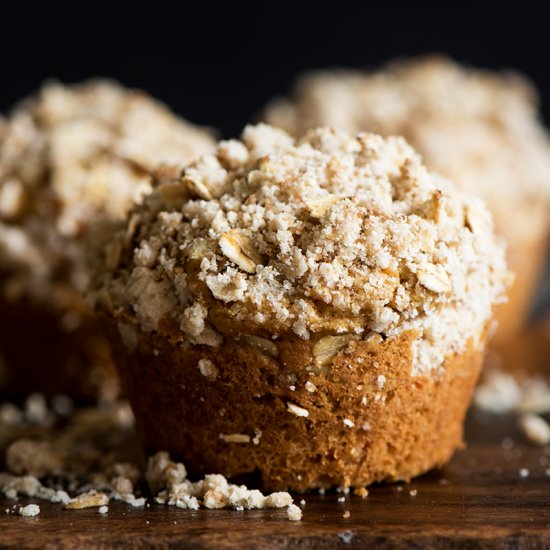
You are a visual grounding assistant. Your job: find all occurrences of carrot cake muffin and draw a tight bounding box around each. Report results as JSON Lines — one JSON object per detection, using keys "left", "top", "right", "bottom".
{"left": 0, "top": 80, "right": 215, "bottom": 400}
{"left": 92, "top": 124, "right": 509, "bottom": 491}
{"left": 264, "top": 56, "right": 550, "bottom": 342}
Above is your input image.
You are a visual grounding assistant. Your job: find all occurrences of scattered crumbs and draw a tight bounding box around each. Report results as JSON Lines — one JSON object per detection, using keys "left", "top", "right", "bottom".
{"left": 19, "top": 504, "right": 40, "bottom": 517}
{"left": 337, "top": 496, "right": 346, "bottom": 503}
{"left": 197, "top": 359, "right": 219, "bottom": 379}
{"left": 286, "top": 403, "right": 309, "bottom": 418}
{"left": 146, "top": 520, "right": 150, "bottom": 525}
{"left": 395, "top": 486, "right": 403, "bottom": 492}
{"left": 338, "top": 531, "right": 354, "bottom": 544}
{"left": 519, "top": 414, "right": 550, "bottom": 445}
{"left": 353, "top": 487, "right": 369, "bottom": 498}
{"left": 65, "top": 491, "right": 109, "bottom": 510}
{"left": 343, "top": 510, "right": 351, "bottom": 519}
{"left": 219, "top": 433, "right": 250, "bottom": 444}
{"left": 300, "top": 499, "right": 306, "bottom": 506}
{"left": 438, "top": 479, "right": 449, "bottom": 485}
{"left": 252, "top": 429, "right": 262, "bottom": 445}
{"left": 235, "top": 505, "right": 244, "bottom": 512}
{"left": 377, "top": 375, "right": 386, "bottom": 389}
{"left": 474, "top": 371, "right": 522, "bottom": 413}
{"left": 337, "top": 487, "right": 350, "bottom": 495}
{"left": 343, "top": 419, "right": 354, "bottom": 428}
{"left": 305, "top": 381, "right": 316, "bottom": 393}
{"left": 146, "top": 452, "right": 296, "bottom": 519}
{"left": 98, "top": 505, "right": 108, "bottom": 514}
{"left": 409, "top": 489, "right": 418, "bottom": 497}
{"left": 287, "top": 503, "right": 302, "bottom": 521}
{"left": 519, "top": 468, "right": 530, "bottom": 478}
{"left": 112, "top": 493, "right": 146, "bottom": 507}
{"left": 289, "top": 385, "right": 296, "bottom": 391}
{"left": 318, "top": 488, "right": 326, "bottom": 496}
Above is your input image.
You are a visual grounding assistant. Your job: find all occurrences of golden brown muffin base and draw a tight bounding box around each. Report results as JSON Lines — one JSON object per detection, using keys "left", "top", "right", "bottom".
{"left": 112, "top": 326, "right": 485, "bottom": 492}
{"left": 0, "top": 297, "right": 118, "bottom": 402}
{"left": 493, "top": 232, "right": 549, "bottom": 346}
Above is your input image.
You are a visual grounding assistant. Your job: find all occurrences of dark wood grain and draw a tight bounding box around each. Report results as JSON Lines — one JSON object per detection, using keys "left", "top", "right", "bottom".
{"left": 1, "top": 411, "right": 549, "bottom": 549}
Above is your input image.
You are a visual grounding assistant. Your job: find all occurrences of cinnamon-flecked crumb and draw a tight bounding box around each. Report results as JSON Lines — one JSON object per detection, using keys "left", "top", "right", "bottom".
{"left": 94, "top": 124, "right": 509, "bottom": 375}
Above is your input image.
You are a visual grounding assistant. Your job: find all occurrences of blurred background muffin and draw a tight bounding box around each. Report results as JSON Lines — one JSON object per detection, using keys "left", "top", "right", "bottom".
{"left": 264, "top": 56, "right": 550, "bottom": 344}
{"left": 0, "top": 80, "right": 215, "bottom": 401}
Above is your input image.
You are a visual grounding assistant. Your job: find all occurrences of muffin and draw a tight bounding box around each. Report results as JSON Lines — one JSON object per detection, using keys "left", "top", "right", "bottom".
{"left": 91, "top": 124, "right": 509, "bottom": 491}
{"left": 264, "top": 56, "right": 550, "bottom": 342}
{"left": 0, "top": 80, "right": 215, "bottom": 401}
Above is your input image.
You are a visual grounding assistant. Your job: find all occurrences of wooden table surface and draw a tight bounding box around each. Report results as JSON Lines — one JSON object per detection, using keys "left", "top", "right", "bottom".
{"left": 1, "top": 410, "right": 549, "bottom": 549}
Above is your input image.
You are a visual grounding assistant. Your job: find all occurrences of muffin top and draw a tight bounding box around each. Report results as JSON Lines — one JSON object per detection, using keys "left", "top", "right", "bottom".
{"left": 264, "top": 56, "right": 550, "bottom": 241}
{"left": 0, "top": 80, "right": 215, "bottom": 305}
{"left": 94, "top": 124, "right": 509, "bottom": 375}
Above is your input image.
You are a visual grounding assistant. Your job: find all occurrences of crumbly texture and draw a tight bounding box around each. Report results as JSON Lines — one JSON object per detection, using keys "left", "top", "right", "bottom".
{"left": 148, "top": 452, "right": 296, "bottom": 515}
{"left": 0, "top": 80, "right": 214, "bottom": 399}
{"left": 94, "top": 124, "right": 508, "bottom": 376}
{"left": 263, "top": 57, "right": 550, "bottom": 340}
{"left": 0, "top": 398, "right": 299, "bottom": 520}
{"left": 18, "top": 503, "right": 40, "bottom": 517}
{"left": 110, "top": 326, "right": 485, "bottom": 491}
{"left": 0, "top": 397, "right": 139, "bottom": 497}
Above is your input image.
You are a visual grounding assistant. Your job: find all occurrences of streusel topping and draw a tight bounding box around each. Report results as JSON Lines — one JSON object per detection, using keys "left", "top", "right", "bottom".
{"left": 0, "top": 80, "right": 214, "bottom": 304}
{"left": 264, "top": 56, "right": 550, "bottom": 242}
{"left": 95, "top": 124, "right": 509, "bottom": 374}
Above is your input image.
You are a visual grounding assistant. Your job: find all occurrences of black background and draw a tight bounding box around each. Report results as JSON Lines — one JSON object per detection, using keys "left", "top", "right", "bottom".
{"left": 1, "top": 5, "right": 550, "bottom": 137}
{"left": 1, "top": 4, "right": 549, "bottom": 307}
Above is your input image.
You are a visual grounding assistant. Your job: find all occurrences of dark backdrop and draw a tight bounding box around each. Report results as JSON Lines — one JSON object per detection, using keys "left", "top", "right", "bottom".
{"left": 1, "top": 4, "right": 549, "bottom": 308}
{"left": 2, "top": 5, "right": 550, "bottom": 136}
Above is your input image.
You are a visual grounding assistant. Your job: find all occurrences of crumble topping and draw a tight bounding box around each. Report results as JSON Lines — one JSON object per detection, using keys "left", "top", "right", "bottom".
{"left": 0, "top": 80, "right": 215, "bottom": 307}
{"left": 95, "top": 124, "right": 509, "bottom": 374}
{"left": 264, "top": 56, "right": 550, "bottom": 244}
